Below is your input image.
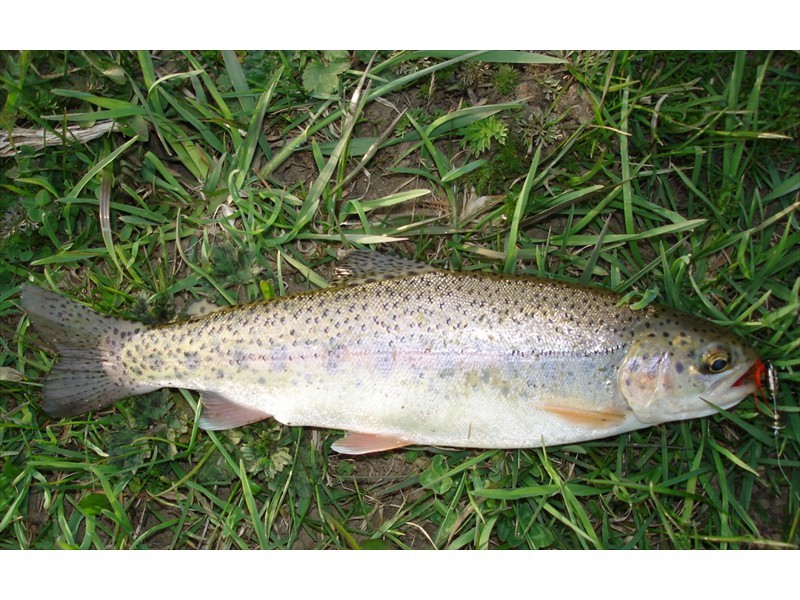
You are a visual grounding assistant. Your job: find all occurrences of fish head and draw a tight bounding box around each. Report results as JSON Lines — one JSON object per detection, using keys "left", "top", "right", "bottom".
{"left": 617, "top": 311, "right": 761, "bottom": 424}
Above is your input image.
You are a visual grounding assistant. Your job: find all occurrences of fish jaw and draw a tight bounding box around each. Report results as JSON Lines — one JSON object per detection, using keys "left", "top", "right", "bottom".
{"left": 706, "top": 361, "right": 758, "bottom": 407}
{"left": 683, "top": 362, "right": 757, "bottom": 420}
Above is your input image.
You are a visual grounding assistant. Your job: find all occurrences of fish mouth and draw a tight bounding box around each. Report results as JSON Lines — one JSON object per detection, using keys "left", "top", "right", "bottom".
{"left": 701, "top": 360, "right": 758, "bottom": 411}
{"left": 733, "top": 358, "right": 766, "bottom": 390}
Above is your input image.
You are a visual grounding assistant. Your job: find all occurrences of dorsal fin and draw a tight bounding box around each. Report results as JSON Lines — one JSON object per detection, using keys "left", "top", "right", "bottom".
{"left": 184, "top": 299, "right": 225, "bottom": 317}
{"left": 331, "top": 250, "right": 440, "bottom": 287}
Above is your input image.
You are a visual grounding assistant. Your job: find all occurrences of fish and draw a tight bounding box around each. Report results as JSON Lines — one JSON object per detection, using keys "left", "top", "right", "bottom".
{"left": 19, "top": 251, "right": 764, "bottom": 455}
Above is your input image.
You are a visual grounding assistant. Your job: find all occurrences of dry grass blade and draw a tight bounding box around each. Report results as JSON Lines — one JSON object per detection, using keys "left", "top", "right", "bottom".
{"left": 0, "top": 121, "right": 119, "bottom": 157}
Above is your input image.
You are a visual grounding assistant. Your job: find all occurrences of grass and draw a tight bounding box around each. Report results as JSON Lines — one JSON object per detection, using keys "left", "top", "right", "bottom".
{"left": 0, "top": 50, "right": 798, "bottom": 549}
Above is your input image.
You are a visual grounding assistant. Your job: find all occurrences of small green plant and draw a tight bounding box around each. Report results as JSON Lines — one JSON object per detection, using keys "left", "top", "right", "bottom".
{"left": 210, "top": 242, "right": 264, "bottom": 288}
{"left": 239, "top": 51, "right": 284, "bottom": 88}
{"left": 238, "top": 428, "right": 294, "bottom": 480}
{"left": 460, "top": 115, "right": 508, "bottom": 156}
{"left": 493, "top": 65, "right": 520, "bottom": 94}
{"left": 459, "top": 61, "right": 491, "bottom": 88}
{"left": 391, "top": 54, "right": 432, "bottom": 77}
{"left": 465, "top": 137, "right": 528, "bottom": 195}
{"left": 515, "top": 106, "right": 565, "bottom": 152}
{"left": 302, "top": 50, "right": 350, "bottom": 96}
{"left": 537, "top": 72, "right": 563, "bottom": 101}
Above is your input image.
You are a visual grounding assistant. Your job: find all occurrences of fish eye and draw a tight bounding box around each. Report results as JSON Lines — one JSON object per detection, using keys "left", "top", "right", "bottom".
{"left": 701, "top": 347, "right": 731, "bottom": 374}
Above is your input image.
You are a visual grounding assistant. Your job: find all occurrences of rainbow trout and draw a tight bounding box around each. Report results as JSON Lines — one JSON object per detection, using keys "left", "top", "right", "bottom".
{"left": 20, "top": 251, "right": 763, "bottom": 454}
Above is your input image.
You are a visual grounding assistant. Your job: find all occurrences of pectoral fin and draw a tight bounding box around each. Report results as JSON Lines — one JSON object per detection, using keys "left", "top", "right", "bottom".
{"left": 198, "top": 391, "right": 272, "bottom": 430}
{"left": 331, "top": 432, "right": 412, "bottom": 455}
{"left": 541, "top": 405, "right": 627, "bottom": 428}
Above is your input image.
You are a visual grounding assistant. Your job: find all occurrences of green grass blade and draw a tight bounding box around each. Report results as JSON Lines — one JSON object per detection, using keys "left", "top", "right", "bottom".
{"left": 504, "top": 144, "right": 541, "bottom": 272}
{"left": 64, "top": 135, "right": 139, "bottom": 199}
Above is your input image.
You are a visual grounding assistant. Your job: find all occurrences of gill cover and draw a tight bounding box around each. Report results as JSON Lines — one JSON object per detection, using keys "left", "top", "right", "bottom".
{"left": 617, "top": 340, "right": 671, "bottom": 424}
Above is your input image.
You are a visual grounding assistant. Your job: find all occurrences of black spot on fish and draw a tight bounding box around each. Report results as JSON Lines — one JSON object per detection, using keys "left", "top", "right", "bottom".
{"left": 184, "top": 351, "right": 200, "bottom": 370}
{"left": 675, "top": 362, "right": 684, "bottom": 374}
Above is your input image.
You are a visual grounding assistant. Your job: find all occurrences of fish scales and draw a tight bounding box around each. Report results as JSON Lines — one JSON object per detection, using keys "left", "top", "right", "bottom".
{"left": 20, "top": 252, "right": 762, "bottom": 454}
{"left": 121, "top": 274, "right": 635, "bottom": 439}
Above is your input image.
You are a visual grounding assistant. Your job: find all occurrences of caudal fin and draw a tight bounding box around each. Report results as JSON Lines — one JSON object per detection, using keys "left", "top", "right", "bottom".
{"left": 20, "top": 285, "right": 151, "bottom": 418}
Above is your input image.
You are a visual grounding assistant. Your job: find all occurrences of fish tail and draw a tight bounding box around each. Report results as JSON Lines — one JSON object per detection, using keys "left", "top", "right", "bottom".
{"left": 20, "top": 285, "right": 152, "bottom": 418}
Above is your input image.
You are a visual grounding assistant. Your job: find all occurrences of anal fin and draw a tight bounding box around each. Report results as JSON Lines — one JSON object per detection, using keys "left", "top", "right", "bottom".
{"left": 541, "top": 405, "right": 627, "bottom": 428}
{"left": 331, "top": 432, "right": 412, "bottom": 455}
{"left": 198, "top": 391, "right": 271, "bottom": 430}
